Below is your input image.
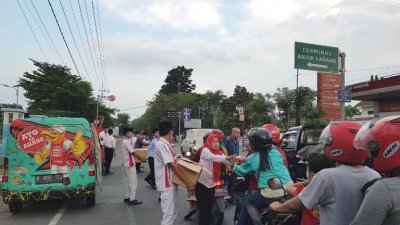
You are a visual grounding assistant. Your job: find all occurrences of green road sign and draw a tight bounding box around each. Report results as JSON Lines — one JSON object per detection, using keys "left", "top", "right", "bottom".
{"left": 295, "top": 42, "right": 339, "bottom": 73}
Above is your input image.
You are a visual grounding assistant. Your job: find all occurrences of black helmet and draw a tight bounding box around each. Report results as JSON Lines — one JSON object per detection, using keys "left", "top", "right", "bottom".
{"left": 249, "top": 128, "right": 272, "bottom": 152}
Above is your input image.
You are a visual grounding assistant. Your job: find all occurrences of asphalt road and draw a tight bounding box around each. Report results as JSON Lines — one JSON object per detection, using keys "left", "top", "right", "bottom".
{"left": 0, "top": 143, "right": 236, "bottom": 225}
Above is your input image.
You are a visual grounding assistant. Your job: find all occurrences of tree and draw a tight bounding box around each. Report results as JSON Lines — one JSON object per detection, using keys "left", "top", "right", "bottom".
{"left": 18, "top": 59, "right": 115, "bottom": 122}
{"left": 0, "top": 103, "right": 23, "bottom": 109}
{"left": 114, "top": 113, "right": 130, "bottom": 128}
{"left": 273, "top": 87, "right": 295, "bottom": 130}
{"left": 131, "top": 93, "right": 199, "bottom": 134}
{"left": 345, "top": 105, "right": 361, "bottom": 118}
{"left": 218, "top": 86, "right": 254, "bottom": 134}
{"left": 245, "top": 93, "right": 276, "bottom": 127}
{"left": 159, "top": 66, "right": 196, "bottom": 95}
{"left": 273, "top": 86, "right": 326, "bottom": 129}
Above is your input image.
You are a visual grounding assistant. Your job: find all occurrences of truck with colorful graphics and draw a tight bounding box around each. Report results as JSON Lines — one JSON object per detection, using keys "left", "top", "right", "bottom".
{"left": 1, "top": 117, "right": 102, "bottom": 213}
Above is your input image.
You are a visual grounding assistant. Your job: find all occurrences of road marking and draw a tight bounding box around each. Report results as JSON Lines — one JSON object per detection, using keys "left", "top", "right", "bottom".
{"left": 48, "top": 202, "right": 68, "bottom": 225}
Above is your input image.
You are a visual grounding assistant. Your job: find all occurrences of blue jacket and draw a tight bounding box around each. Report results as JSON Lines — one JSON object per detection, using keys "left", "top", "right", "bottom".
{"left": 222, "top": 136, "right": 239, "bottom": 156}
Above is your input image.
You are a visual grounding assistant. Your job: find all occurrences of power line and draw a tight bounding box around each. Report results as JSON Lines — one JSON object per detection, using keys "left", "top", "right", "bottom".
{"left": 16, "top": 0, "right": 48, "bottom": 61}
{"left": 95, "top": 0, "right": 109, "bottom": 89}
{"left": 28, "top": 0, "right": 66, "bottom": 65}
{"left": 119, "top": 105, "right": 148, "bottom": 112}
{"left": 67, "top": 0, "right": 97, "bottom": 89}
{"left": 77, "top": 0, "right": 101, "bottom": 87}
{"left": 47, "top": 0, "right": 82, "bottom": 78}
{"left": 347, "top": 65, "right": 400, "bottom": 73}
{"left": 58, "top": 0, "right": 92, "bottom": 83}
{"left": 83, "top": 0, "right": 103, "bottom": 85}
{"left": 91, "top": 0, "right": 106, "bottom": 87}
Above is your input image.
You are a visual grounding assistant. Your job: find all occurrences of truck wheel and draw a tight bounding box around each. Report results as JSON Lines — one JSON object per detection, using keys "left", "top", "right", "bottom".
{"left": 86, "top": 193, "right": 95, "bottom": 207}
{"left": 9, "top": 200, "right": 23, "bottom": 214}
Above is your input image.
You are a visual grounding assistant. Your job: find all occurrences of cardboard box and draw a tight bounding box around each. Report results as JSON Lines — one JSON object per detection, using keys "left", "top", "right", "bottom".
{"left": 134, "top": 148, "right": 148, "bottom": 163}
{"left": 172, "top": 158, "right": 203, "bottom": 188}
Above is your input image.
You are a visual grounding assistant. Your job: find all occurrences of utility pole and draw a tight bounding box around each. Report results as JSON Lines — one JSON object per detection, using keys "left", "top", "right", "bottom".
{"left": 0, "top": 83, "right": 19, "bottom": 106}
{"left": 339, "top": 52, "right": 346, "bottom": 120}
{"left": 97, "top": 81, "right": 109, "bottom": 119}
{"left": 295, "top": 69, "right": 300, "bottom": 125}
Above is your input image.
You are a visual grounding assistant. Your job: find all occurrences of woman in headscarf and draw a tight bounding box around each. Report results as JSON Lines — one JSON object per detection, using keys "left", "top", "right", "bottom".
{"left": 196, "top": 133, "right": 236, "bottom": 225}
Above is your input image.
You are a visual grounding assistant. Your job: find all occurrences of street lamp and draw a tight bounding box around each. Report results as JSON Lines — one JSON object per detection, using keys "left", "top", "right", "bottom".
{"left": 0, "top": 83, "right": 19, "bottom": 106}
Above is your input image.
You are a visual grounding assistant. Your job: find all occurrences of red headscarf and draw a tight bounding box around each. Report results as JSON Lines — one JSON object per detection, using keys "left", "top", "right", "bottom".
{"left": 204, "top": 134, "right": 223, "bottom": 183}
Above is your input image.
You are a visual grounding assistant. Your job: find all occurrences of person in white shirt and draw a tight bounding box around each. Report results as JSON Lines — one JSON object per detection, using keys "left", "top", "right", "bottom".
{"left": 103, "top": 129, "right": 116, "bottom": 175}
{"left": 155, "top": 121, "right": 193, "bottom": 225}
{"left": 196, "top": 133, "right": 235, "bottom": 225}
{"left": 99, "top": 126, "right": 108, "bottom": 146}
{"left": 121, "top": 128, "right": 147, "bottom": 206}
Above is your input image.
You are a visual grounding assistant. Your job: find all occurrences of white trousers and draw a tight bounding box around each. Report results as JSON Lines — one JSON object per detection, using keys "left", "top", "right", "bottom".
{"left": 122, "top": 165, "right": 137, "bottom": 201}
{"left": 160, "top": 187, "right": 178, "bottom": 225}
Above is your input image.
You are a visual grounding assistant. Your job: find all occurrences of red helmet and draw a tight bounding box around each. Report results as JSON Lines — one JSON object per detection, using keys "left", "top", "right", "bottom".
{"left": 320, "top": 121, "right": 369, "bottom": 164}
{"left": 262, "top": 124, "right": 280, "bottom": 144}
{"left": 353, "top": 116, "right": 400, "bottom": 173}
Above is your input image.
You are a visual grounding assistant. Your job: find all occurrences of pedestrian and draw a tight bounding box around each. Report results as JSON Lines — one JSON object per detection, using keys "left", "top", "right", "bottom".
{"left": 121, "top": 127, "right": 147, "bottom": 205}
{"left": 155, "top": 121, "right": 194, "bottom": 225}
{"left": 144, "top": 128, "right": 159, "bottom": 189}
{"left": 196, "top": 133, "right": 236, "bottom": 225}
{"left": 351, "top": 116, "right": 400, "bottom": 225}
{"left": 270, "top": 121, "right": 381, "bottom": 225}
{"left": 103, "top": 128, "right": 116, "bottom": 175}
{"left": 222, "top": 127, "right": 240, "bottom": 201}
{"left": 135, "top": 131, "right": 144, "bottom": 173}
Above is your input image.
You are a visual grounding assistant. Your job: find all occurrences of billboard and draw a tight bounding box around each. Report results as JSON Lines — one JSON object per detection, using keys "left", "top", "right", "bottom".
{"left": 184, "top": 119, "right": 201, "bottom": 129}
{"left": 317, "top": 73, "right": 342, "bottom": 121}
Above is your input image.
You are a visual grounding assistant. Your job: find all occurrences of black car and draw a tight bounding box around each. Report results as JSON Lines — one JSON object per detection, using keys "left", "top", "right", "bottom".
{"left": 279, "top": 125, "right": 325, "bottom": 180}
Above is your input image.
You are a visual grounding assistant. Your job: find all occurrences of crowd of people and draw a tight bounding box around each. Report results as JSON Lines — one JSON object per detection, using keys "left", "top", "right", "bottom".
{"left": 101, "top": 115, "right": 400, "bottom": 225}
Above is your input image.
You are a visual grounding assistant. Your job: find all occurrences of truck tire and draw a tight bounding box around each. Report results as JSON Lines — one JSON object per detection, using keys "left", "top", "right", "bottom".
{"left": 9, "top": 199, "right": 23, "bottom": 214}
{"left": 86, "top": 193, "right": 95, "bottom": 207}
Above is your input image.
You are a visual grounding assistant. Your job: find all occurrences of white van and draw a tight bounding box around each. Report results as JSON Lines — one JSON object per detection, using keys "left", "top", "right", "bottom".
{"left": 181, "top": 129, "right": 213, "bottom": 156}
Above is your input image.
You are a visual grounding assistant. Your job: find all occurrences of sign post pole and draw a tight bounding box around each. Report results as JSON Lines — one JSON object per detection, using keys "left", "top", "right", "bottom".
{"left": 295, "top": 69, "right": 300, "bottom": 125}
{"left": 178, "top": 112, "right": 181, "bottom": 139}
{"left": 339, "top": 52, "right": 346, "bottom": 120}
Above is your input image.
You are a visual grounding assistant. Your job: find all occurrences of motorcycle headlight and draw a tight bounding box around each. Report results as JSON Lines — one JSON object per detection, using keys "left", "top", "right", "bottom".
{"left": 185, "top": 152, "right": 191, "bottom": 157}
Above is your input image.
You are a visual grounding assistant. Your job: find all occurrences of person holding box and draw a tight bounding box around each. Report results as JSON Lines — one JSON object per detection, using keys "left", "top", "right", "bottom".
{"left": 121, "top": 128, "right": 147, "bottom": 206}
{"left": 155, "top": 121, "right": 193, "bottom": 225}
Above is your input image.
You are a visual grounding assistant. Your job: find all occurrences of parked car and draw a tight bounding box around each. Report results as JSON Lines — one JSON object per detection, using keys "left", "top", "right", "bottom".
{"left": 279, "top": 125, "right": 325, "bottom": 180}
{"left": 181, "top": 129, "right": 213, "bottom": 157}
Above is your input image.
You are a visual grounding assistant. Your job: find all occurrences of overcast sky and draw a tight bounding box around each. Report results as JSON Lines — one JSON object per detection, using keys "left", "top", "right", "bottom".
{"left": 1, "top": 0, "right": 400, "bottom": 118}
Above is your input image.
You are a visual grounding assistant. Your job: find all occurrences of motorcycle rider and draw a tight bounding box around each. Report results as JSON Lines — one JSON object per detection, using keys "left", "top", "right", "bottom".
{"left": 270, "top": 121, "right": 381, "bottom": 225}
{"left": 351, "top": 116, "right": 400, "bottom": 225}
{"left": 233, "top": 128, "right": 292, "bottom": 225}
{"left": 262, "top": 124, "right": 288, "bottom": 168}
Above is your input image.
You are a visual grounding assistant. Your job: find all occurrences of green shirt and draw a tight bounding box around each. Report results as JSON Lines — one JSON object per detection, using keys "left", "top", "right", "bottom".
{"left": 233, "top": 148, "right": 292, "bottom": 188}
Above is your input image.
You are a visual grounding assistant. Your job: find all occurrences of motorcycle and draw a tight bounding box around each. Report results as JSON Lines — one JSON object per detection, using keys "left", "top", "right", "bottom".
{"left": 232, "top": 177, "right": 297, "bottom": 225}
{"left": 186, "top": 179, "right": 230, "bottom": 225}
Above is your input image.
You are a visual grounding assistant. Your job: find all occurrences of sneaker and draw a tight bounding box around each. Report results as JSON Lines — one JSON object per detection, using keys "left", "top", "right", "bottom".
{"left": 128, "top": 200, "right": 142, "bottom": 205}
{"left": 123, "top": 198, "right": 129, "bottom": 203}
{"left": 144, "top": 177, "right": 151, "bottom": 185}
{"left": 151, "top": 185, "right": 156, "bottom": 189}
